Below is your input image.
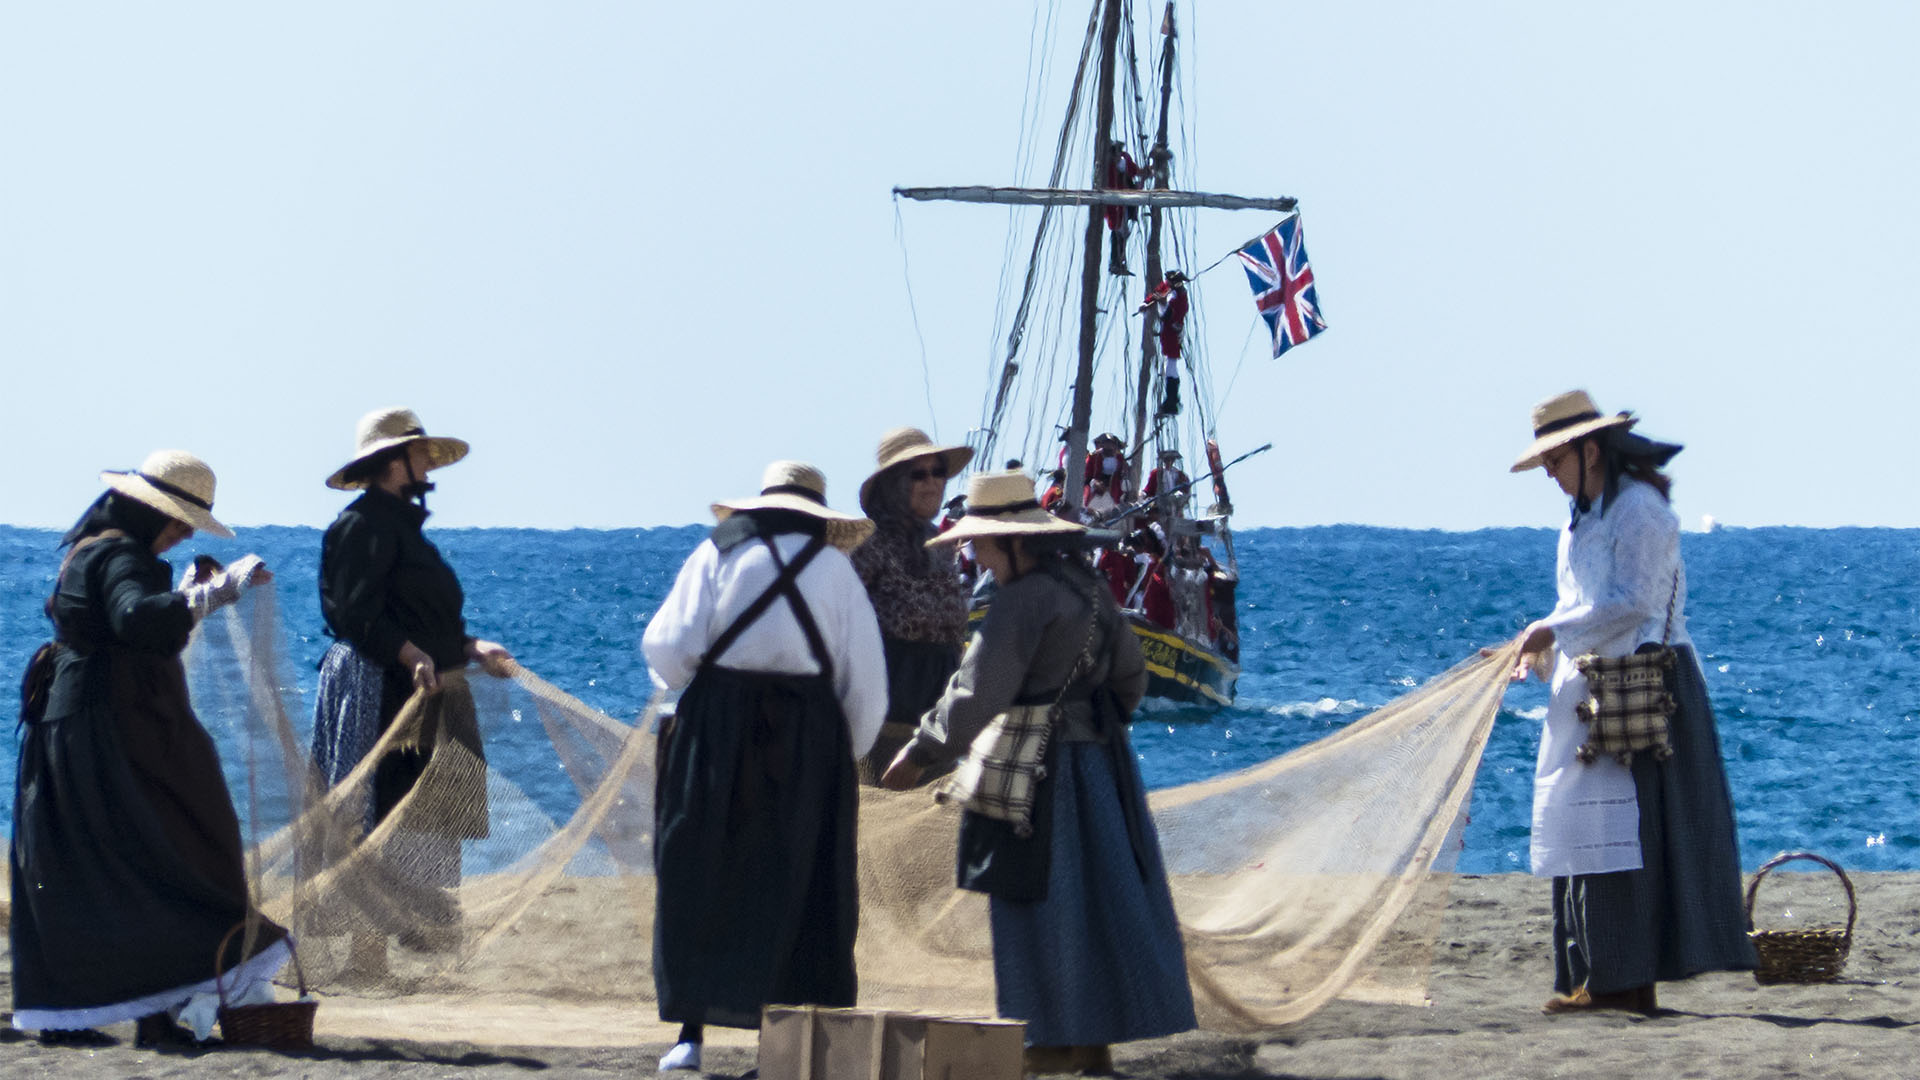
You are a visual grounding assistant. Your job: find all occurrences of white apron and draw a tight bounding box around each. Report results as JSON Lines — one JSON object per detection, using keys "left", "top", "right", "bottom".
{"left": 1527, "top": 480, "right": 1691, "bottom": 877}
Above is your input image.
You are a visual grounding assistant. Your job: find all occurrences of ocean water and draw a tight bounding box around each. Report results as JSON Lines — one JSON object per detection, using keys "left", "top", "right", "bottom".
{"left": 1, "top": 523, "right": 1915, "bottom": 875}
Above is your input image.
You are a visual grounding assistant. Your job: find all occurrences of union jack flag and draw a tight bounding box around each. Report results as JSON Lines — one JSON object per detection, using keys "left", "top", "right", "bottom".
{"left": 1236, "top": 215, "right": 1326, "bottom": 358}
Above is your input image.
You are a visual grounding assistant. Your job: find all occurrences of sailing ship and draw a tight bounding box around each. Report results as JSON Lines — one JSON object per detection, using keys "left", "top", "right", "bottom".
{"left": 896, "top": 0, "right": 1305, "bottom": 708}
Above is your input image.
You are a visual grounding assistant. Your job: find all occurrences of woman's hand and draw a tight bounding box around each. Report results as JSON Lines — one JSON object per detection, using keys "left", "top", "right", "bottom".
{"left": 398, "top": 640, "right": 438, "bottom": 693}
{"left": 1512, "top": 621, "right": 1554, "bottom": 682}
{"left": 178, "top": 555, "right": 271, "bottom": 621}
{"left": 879, "top": 747, "right": 925, "bottom": 791}
{"left": 227, "top": 554, "right": 272, "bottom": 587}
{"left": 1482, "top": 622, "right": 1554, "bottom": 682}
{"left": 467, "top": 638, "right": 516, "bottom": 678}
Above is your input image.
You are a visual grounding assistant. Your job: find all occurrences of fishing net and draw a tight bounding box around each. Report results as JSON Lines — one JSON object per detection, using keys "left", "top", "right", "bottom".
{"left": 4, "top": 585, "right": 1519, "bottom": 1041}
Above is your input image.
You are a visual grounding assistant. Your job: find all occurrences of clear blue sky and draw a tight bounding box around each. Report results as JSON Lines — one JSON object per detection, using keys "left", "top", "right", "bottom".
{"left": 4, "top": 2, "right": 1914, "bottom": 531}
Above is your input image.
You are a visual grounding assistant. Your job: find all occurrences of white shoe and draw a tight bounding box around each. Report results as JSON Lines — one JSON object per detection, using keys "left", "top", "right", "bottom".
{"left": 659, "top": 1041, "right": 702, "bottom": 1072}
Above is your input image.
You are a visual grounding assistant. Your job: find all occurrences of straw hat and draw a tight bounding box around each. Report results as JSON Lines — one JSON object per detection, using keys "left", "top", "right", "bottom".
{"left": 927, "top": 470, "right": 1086, "bottom": 547}
{"left": 101, "top": 450, "right": 234, "bottom": 539}
{"left": 1510, "top": 390, "right": 1638, "bottom": 473}
{"left": 327, "top": 407, "right": 471, "bottom": 490}
{"left": 859, "top": 427, "right": 975, "bottom": 510}
{"left": 713, "top": 461, "right": 875, "bottom": 551}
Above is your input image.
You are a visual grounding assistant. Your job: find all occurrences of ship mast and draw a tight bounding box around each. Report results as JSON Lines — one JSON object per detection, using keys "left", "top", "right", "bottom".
{"left": 892, "top": 0, "right": 1293, "bottom": 515}
{"left": 1127, "top": 5, "right": 1179, "bottom": 495}
{"left": 1056, "top": 0, "right": 1127, "bottom": 517}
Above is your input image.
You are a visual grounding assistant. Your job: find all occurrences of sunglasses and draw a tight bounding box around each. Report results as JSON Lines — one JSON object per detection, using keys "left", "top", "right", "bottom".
{"left": 909, "top": 466, "right": 949, "bottom": 482}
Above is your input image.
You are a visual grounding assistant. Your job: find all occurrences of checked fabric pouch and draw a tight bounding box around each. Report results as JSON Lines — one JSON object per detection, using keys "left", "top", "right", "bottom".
{"left": 935, "top": 584, "right": 1103, "bottom": 837}
{"left": 1571, "top": 569, "right": 1681, "bottom": 767}
{"left": 1572, "top": 645, "right": 1677, "bottom": 766}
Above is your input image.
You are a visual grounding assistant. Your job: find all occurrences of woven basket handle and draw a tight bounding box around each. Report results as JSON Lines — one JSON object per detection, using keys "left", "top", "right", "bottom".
{"left": 1743, "top": 850, "right": 1857, "bottom": 939}
{"left": 214, "top": 922, "right": 310, "bottom": 1007}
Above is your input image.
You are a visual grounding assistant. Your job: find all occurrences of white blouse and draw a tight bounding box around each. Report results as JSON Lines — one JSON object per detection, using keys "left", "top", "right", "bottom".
{"left": 1530, "top": 478, "right": 1689, "bottom": 877}
{"left": 642, "top": 533, "right": 888, "bottom": 760}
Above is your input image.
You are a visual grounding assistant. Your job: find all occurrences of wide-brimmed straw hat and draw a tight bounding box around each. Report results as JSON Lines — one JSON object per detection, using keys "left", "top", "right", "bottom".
{"left": 859, "top": 427, "right": 975, "bottom": 511}
{"left": 327, "top": 407, "right": 471, "bottom": 491}
{"left": 1510, "top": 390, "right": 1638, "bottom": 473}
{"left": 714, "top": 461, "right": 874, "bottom": 551}
{"left": 101, "top": 450, "right": 234, "bottom": 539}
{"left": 927, "top": 470, "right": 1086, "bottom": 548}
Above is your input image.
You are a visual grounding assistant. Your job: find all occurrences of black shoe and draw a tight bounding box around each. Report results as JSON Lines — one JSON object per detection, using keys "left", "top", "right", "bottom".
{"left": 135, "top": 1013, "right": 218, "bottom": 1051}
{"left": 37, "top": 1027, "right": 115, "bottom": 1047}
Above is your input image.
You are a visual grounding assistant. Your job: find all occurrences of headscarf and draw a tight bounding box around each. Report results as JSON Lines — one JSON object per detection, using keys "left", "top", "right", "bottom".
{"left": 59, "top": 490, "right": 174, "bottom": 550}
{"left": 1570, "top": 428, "right": 1684, "bottom": 528}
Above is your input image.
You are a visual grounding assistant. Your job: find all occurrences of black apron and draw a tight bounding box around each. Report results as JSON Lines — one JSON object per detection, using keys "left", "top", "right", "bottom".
{"left": 652, "top": 533, "right": 860, "bottom": 1028}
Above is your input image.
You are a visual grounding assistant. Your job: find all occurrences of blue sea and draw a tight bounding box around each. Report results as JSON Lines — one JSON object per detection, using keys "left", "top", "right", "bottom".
{"left": 1, "top": 524, "right": 1915, "bottom": 875}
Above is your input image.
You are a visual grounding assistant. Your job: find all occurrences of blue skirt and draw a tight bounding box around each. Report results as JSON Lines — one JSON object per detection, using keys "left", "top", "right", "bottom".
{"left": 989, "top": 740, "right": 1196, "bottom": 1046}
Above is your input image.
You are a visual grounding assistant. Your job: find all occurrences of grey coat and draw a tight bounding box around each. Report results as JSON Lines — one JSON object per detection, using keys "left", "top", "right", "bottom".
{"left": 904, "top": 562, "right": 1146, "bottom": 768}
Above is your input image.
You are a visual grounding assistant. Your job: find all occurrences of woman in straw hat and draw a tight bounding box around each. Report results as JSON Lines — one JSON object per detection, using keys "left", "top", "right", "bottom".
{"left": 10, "top": 451, "right": 287, "bottom": 1046}
{"left": 881, "top": 470, "right": 1194, "bottom": 1076}
{"left": 1506, "top": 390, "right": 1754, "bottom": 1014}
{"left": 310, "top": 408, "right": 514, "bottom": 964}
{"left": 642, "top": 461, "right": 886, "bottom": 1073}
{"left": 850, "top": 426, "right": 975, "bottom": 782}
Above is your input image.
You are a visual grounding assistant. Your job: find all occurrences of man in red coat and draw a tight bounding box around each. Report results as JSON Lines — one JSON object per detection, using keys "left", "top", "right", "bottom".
{"left": 1040, "top": 469, "right": 1069, "bottom": 516}
{"left": 1082, "top": 433, "right": 1131, "bottom": 509}
{"left": 1142, "top": 449, "right": 1190, "bottom": 505}
{"left": 1139, "top": 271, "right": 1189, "bottom": 415}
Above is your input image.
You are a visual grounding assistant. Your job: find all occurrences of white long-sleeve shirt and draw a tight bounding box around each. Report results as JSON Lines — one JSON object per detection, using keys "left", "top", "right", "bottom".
{"left": 642, "top": 532, "right": 887, "bottom": 759}
{"left": 1531, "top": 478, "right": 1688, "bottom": 877}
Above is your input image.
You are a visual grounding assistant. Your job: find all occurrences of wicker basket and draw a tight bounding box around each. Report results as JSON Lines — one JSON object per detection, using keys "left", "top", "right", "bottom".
{"left": 1745, "top": 851, "right": 1855, "bottom": 985}
{"left": 215, "top": 923, "right": 318, "bottom": 1050}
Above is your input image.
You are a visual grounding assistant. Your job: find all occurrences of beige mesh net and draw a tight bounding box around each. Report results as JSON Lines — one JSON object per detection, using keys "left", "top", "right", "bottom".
{"left": 7, "top": 586, "right": 1520, "bottom": 1041}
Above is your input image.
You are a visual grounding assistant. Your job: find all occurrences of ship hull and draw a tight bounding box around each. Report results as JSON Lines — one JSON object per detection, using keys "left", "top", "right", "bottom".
{"left": 1125, "top": 612, "right": 1238, "bottom": 707}
{"left": 966, "top": 604, "right": 1238, "bottom": 707}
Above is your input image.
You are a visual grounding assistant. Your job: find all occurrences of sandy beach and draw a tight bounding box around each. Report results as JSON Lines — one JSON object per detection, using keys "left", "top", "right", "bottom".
{"left": 0, "top": 867, "right": 1906, "bottom": 1078}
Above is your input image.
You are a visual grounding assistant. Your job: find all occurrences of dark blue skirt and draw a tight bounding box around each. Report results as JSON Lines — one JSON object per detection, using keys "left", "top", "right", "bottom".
{"left": 1553, "top": 645, "right": 1758, "bottom": 993}
{"left": 988, "top": 740, "right": 1196, "bottom": 1046}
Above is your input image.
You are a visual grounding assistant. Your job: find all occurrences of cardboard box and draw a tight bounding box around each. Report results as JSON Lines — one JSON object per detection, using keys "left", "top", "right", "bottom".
{"left": 759, "top": 1005, "right": 1025, "bottom": 1080}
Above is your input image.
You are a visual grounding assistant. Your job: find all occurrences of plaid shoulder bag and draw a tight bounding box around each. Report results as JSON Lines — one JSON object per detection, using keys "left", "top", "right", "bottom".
{"left": 935, "top": 586, "right": 1102, "bottom": 838}
{"left": 1572, "top": 569, "right": 1680, "bottom": 766}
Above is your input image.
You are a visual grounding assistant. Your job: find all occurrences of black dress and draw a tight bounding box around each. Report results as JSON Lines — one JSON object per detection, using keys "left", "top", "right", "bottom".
{"left": 9, "top": 535, "right": 287, "bottom": 1025}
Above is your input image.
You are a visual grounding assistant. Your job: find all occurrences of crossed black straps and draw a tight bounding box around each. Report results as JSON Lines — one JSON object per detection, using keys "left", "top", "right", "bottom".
{"left": 700, "top": 535, "right": 835, "bottom": 682}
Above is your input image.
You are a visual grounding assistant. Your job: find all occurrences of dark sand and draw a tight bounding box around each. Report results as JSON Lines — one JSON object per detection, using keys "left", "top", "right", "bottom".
{"left": 2, "top": 870, "right": 1906, "bottom": 1079}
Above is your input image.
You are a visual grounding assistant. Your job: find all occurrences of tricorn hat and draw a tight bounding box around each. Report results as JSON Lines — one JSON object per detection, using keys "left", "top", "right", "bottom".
{"left": 328, "top": 407, "right": 470, "bottom": 490}
{"left": 927, "top": 471, "right": 1085, "bottom": 548}
{"left": 102, "top": 450, "right": 234, "bottom": 539}
{"left": 1510, "top": 390, "right": 1638, "bottom": 473}
{"left": 715, "top": 461, "right": 874, "bottom": 551}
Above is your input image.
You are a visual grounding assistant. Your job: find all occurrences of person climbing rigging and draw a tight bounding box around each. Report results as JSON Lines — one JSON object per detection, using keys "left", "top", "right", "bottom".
{"left": 1140, "top": 271, "right": 1189, "bottom": 416}
{"left": 1104, "top": 140, "right": 1145, "bottom": 276}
